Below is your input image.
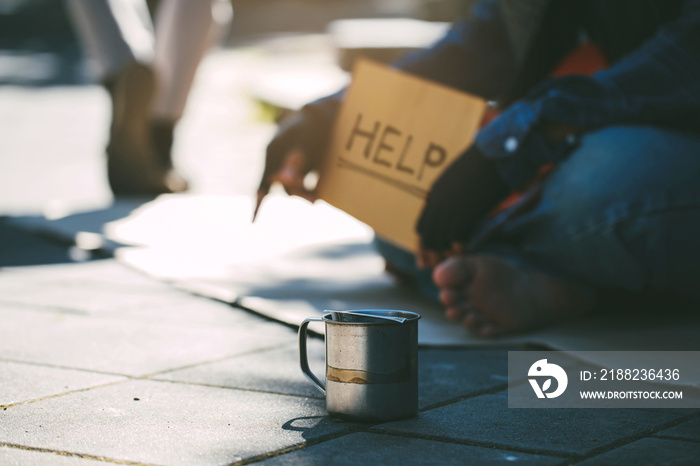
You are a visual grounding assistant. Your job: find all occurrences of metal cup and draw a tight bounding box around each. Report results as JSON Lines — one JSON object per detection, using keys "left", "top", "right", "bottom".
{"left": 299, "top": 309, "right": 421, "bottom": 422}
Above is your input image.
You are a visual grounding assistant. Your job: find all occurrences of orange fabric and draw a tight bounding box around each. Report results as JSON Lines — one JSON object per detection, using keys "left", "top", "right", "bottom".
{"left": 550, "top": 42, "right": 608, "bottom": 77}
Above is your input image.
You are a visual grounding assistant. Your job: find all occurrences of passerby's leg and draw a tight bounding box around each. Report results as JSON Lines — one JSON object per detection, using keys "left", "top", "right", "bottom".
{"left": 151, "top": 0, "right": 231, "bottom": 122}
{"left": 150, "top": 0, "right": 233, "bottom": 176}
{"left": 66, "top": 0, "right": 186, "bottom": 195}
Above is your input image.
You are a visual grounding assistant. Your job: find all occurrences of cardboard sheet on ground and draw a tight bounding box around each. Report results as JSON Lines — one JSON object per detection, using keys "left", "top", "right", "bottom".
{"left": 12, "top": 194, "right": 700, "bottom": 386}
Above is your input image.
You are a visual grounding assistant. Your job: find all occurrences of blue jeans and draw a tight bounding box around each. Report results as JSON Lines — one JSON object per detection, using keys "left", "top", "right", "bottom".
{"left": 376, "top": 126, "right": 700, "bottom": 304}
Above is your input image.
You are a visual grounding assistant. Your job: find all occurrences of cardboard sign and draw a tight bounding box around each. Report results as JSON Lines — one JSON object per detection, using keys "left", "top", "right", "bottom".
{"left": 317, "top": 59, "right": 486, "bottom": 252}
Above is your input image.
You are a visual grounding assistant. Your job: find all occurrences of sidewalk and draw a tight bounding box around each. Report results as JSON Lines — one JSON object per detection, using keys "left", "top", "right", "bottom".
{"left": 1, "top": 34, "right": 699, "bottom": 465}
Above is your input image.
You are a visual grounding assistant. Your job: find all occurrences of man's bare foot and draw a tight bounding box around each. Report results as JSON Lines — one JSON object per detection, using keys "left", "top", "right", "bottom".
{"left": 433, "top": 255, "right": 595, "bottom": 337}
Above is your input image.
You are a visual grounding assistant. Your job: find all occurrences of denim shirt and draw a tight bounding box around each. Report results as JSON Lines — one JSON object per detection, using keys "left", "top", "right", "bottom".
{"left": 391, "top": 0, "right": 700, "bottom": 189}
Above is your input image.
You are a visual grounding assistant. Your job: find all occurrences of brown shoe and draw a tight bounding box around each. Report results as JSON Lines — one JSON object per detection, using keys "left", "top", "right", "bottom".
{"left": 105, "top": 61, "right": 188, "bottom": 196}
{"left": 149, "top": 118, "right": 189, "bottom": 191}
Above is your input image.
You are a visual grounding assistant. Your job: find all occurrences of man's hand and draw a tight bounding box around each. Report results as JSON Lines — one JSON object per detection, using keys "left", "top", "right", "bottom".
{"left": 416, "top": 145, "right": 509, "bottom": 267}
{"left": 259, "top": 113, "right": 315, "bottom": 199}
{"left": 255, "top": 97, "right": 340, "bottom": 220}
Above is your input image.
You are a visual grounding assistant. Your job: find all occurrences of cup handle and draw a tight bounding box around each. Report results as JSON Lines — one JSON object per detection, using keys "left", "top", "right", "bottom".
{"left": 299, "top": 317, "right": 326, "bottom": 396}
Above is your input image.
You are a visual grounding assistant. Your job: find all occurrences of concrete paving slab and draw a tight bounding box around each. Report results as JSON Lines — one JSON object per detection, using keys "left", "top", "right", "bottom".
{"left": 0, "top": 304, "right": 295, "bottom": 376}
{"left": 1, "top": 283, "right": 182, "bottom": 316}
{"left": 0, "top": 274, "right": 190, "bottom": 315}
{"left": 260, "top": 431, "right": 563, "bottom": 465}
{"left": 0, "top": 260, "right": 175, "bottom": 296}
{"left": 155, "top": 339, "right": 327, "bottom": 399}
{"left": 373, "top": 392, "right": 691, "bottom": 456}
{"left": 0, "top": 379, "right": 354, "bottom": 465}
{"left": 418, "top": 348, "right": 509, "bottom": 407}
{"left": 0, "top": 447, "right": 110, "bottom": 466}
{"left": 0, "top": 361, "right": 124, "bottom": 407}
{"left": 654, "top": 416, "right": 700, "bottom": 442}
{"left": 577, "top": 437, "right": 700, "bottom": 465}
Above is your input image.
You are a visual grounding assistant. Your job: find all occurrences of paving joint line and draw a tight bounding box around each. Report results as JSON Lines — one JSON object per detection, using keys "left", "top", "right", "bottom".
{"left": 144, "top": 377, "right": 324, "bottom": 401}
{"left": 417, "top": 383, "right": 509, "bottom": 412}
{"left": 0, "top": 442, "right": 153, "bottom": 465}
{"left": 0, "top": 380, "right": 128, "bottom": 410}
{"left": 565, "top": 410, "right": 700, "bottom": 464}
{"left": 0, "top": 299, "right": 271, "bottom": 331}
{"left": 0, "top": 299, "right": 90, "bottom": 316}
{"left": 141, "top": 340, "right": 297, "bottom": 379}
{"left": 0, "top": 357, "right": 130, "bottom": 378}
{"left": 230, "top": 301, "right": 314, "bottom": 334}
{"left": 364, "top": 429, "right": 577, "bottom": 459}
{"left": 0, "top": 276, "right": 182, "bottom": 296}
{"left": 651, "top": 435, "right": 700, "bottom": 445}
